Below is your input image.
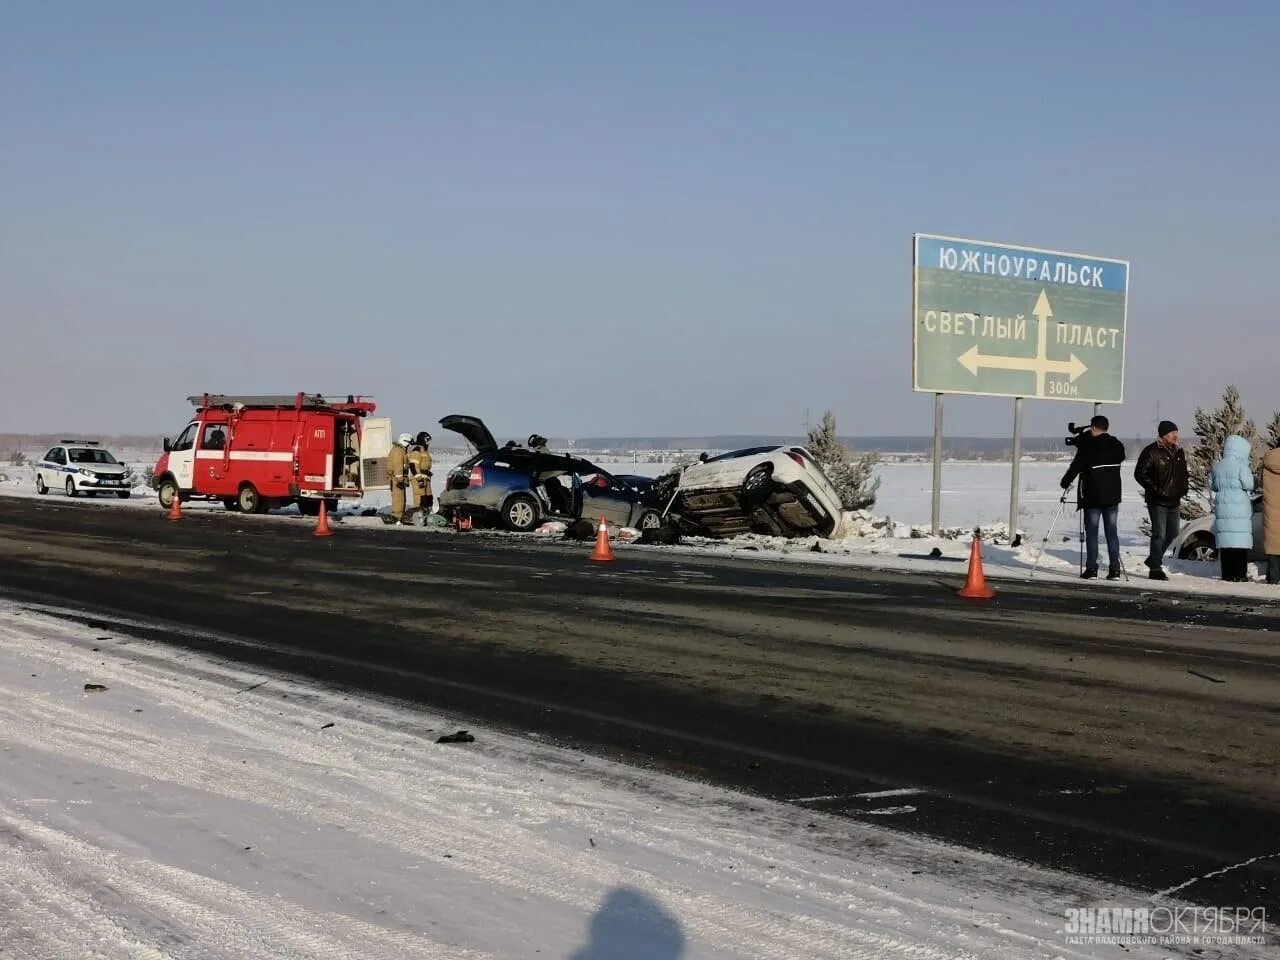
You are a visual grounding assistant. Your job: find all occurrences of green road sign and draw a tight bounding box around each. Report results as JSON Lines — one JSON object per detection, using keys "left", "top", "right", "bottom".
{"left": 912, "top": 234, "right": 1129, "bottom": 402}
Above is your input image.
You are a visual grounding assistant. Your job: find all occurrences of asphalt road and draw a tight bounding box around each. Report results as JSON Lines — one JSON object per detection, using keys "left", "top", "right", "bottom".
{"left": 1, "top": 496, "right": 1277, "bottom": 909}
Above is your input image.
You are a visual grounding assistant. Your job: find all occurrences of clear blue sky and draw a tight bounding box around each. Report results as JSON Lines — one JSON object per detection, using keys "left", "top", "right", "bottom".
{"left": 3, "top": 2, "right": 1276, "bottom": 441}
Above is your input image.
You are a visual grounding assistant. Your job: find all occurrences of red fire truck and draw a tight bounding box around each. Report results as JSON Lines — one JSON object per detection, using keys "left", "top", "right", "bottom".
{"left": 151, "top": 393, "right": 392, "bottom": 514}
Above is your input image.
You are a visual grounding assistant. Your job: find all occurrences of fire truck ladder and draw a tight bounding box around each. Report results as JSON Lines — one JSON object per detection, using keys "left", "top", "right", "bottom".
{"left": 187, "top": 393, "right": 373, "bottom": 411}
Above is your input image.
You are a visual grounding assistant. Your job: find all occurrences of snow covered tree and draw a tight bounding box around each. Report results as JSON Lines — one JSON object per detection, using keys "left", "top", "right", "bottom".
{"left": 1266, "top": 411, "right": 1280, "bottom": 450}
{"left": 805, "top": 411, "right": 881, "bottom": 511}
{"left": 1186, "top": 385, "right": 1258, "bottom": 518}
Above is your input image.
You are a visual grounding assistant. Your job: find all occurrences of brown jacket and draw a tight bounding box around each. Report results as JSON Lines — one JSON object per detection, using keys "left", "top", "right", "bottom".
{"left": 407, "top": 447, "right": 432, "bottom": 478}
{"left": 1264, "top": 447, "right": 1280, "bottom": 556}
{"left": 387, "top": 443, "right": 408, "bottom": 487}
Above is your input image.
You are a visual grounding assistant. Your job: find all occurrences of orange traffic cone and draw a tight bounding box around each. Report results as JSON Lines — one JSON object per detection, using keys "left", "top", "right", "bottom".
{"left": 165, "top": 488, "right": 183, "bottom": 522}
{"left": 314, "top": 499, "right": 333, "bottom": 537}
{"left": 957, "top": 532, "right": 995, "bottom": 599}
{"left": 589, "top": 516, "right": 614, "bottom": 562}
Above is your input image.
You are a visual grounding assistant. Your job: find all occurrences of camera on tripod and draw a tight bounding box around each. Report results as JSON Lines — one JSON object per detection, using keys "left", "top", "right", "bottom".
{"left": 1064, "top": 421, "right": 1090, "bottom": 447}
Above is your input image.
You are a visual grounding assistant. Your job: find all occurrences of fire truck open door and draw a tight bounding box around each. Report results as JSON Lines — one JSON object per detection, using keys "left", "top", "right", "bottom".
{"left": 360, "top": 417, "right": 393, "bottom": 492}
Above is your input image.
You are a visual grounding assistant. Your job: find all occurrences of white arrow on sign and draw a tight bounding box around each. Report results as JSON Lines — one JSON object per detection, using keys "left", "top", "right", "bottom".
{"left": 956, "top": 289, "right": 1087, "bottom": 396}
{"left": 957, "top": 344, "right": 1087, "bottom": 381}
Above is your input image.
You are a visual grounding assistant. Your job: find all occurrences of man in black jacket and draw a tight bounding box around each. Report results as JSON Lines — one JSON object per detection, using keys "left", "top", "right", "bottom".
{"left": 1133, "top": 420, "right": 1189, "bottom": 581}
{"left": 1061, "top": 415, "right": 1127, "bottom": 579}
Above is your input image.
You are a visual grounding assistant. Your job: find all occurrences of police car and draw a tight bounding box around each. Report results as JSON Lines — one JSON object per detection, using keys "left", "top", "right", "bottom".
{"left": 35, "top": 441, "right": 134, "bottom": 499}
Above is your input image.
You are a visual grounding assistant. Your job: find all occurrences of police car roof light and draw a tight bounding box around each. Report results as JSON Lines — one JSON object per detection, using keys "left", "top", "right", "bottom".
{"left": 60, "top": 440, "right": 100, "bottom": 446}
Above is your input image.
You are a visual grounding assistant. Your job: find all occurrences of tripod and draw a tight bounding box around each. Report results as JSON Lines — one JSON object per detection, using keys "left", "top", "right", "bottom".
{"left": 1030, "top": 488, "right": 1072, "bottom": 579}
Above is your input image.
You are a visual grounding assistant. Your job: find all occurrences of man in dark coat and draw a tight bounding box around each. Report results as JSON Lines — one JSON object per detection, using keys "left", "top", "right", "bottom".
{"left": 1061, "top": 415, "right": 1127, "bottom": 579}
{"left": 1133, "top": 420, "right": 1189, "bottom": 581}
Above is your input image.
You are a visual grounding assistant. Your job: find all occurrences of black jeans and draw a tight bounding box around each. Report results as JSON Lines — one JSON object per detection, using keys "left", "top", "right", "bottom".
{"left": 1268, "top": 556, "right": 1280, "bottom": 585}
{"left": 1220, "top": 548, "right": 1249, "bottom": 582}
{"left": 1146, "top": 504, "right": 1180, "bottom": 570}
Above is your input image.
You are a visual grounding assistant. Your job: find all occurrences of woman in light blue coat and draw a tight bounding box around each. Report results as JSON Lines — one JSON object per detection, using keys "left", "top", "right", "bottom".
{"left": 1211, "top": 434, "right": 1255, "bottom": 581}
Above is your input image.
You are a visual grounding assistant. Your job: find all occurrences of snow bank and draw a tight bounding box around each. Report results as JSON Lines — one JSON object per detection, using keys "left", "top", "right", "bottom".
{"left": 0, "top": 600, "right": 1208, "bottom": 959}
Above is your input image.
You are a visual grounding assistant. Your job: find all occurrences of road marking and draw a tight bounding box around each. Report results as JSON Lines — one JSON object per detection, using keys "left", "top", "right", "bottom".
{"left": 793, "top": 787, "right": 926, "bottom": 803}
{"left": 1151, "top": 849, "right": 1280, "bottom": 902}
{"left": 856, "top": 787, "right": 926, "bottom": 799}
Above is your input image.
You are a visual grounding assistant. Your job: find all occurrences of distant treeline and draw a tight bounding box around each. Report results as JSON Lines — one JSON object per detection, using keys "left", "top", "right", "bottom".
{"left": 556, "top": 435, "right": 1132, "bottom": 457}
{"left": 2, "top": 434, "right": 161, "bottom": 452}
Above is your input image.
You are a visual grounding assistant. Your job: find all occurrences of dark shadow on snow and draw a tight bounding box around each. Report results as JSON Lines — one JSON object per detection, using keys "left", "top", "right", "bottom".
{"left": 568, "top": 886, "right": 685, "bottom": 960}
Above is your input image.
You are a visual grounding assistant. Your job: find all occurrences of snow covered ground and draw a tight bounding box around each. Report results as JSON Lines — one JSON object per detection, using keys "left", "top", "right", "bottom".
{"left": 0, "top": 599, "right": 1249, "bottom": 959}
{"left": 4, "top": 457, "right": 1275, "bottom": 600}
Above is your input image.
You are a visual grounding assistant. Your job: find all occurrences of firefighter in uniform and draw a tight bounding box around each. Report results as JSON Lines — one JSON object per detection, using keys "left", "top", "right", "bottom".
{"left": 387, "top": 432, "right": 413, "bottom": 523}
{"left": 407, "top": 431, "right": 433, "bottom": 517}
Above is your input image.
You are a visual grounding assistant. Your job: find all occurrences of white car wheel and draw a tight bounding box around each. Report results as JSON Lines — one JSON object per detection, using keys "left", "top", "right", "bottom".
{"left": 35, "top": 475, "right": 47, "bottom": 495}
{"left": 65, "top": 477, "right": 78, "bottom": 497}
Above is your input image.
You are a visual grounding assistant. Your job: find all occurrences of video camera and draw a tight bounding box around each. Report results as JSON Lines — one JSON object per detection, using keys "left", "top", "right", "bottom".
{"left": 1064, "top": 422, "right": 1090, "bottom": 447}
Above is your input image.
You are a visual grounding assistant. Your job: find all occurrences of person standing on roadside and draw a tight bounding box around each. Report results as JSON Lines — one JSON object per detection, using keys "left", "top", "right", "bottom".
{"left": 1061, "top": 414, "right": 1127, "bottom": 580}
{"left": 407, "top": 431, "right": 434, "bottom": 517}
{"left": 1210, "top": 435, "right": 1255, "bottom": 582}
{"left": 1134, "top": 420, "right": 1190, "bottom": 581}
{"left": 387, "top": 432, "right": 413, "bottom": 524}
{"left": 1262, "top": 446, "right": 1280, "bottom": 585}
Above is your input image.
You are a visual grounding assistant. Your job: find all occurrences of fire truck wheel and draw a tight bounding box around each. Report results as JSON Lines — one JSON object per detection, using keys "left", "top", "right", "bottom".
{"left": 65, "top": 478, "right": 79, "bottom": 498}
{"left": 157, "top": 479, "right": 178, "bottom": 509}
{"left": 237, "top": 484, "right": 265, "bottom": 514}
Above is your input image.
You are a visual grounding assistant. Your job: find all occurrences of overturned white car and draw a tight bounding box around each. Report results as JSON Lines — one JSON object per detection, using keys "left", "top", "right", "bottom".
{"left": 673, "top": 445, "right": 844, "bottom": 539}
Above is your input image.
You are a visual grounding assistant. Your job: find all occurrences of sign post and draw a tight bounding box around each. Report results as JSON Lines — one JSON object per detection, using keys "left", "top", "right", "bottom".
{"left": 1009, "top": 397, "right": 1023, "bottom": 542}
{"left": 913, "top": 234, "right": 1129, "bottom": 534}
{"left": 931, "top": 393, "right": 943, "bottom": 535}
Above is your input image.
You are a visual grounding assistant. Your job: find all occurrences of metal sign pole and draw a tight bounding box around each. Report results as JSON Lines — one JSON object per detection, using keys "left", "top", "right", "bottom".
{"left": 1009, "top": 397, "right": 1024, "bottom": 543}
{"left": 931, "top": 393, "right": 944, "bottom": 535}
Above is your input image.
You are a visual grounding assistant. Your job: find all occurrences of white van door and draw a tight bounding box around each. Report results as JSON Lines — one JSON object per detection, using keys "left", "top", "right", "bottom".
{"left": 359, "top": 417, "right": 392, "bottom": 491}
{"left": 169, "top": 421, "right": 198, "bottom": 490}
